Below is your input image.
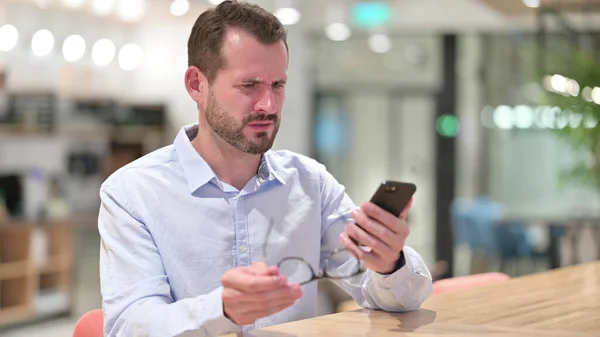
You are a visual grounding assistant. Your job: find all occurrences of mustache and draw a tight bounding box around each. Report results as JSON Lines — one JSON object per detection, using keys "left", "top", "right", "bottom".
{"left": 243, "top": 114, "right": 278, "bottom": 124}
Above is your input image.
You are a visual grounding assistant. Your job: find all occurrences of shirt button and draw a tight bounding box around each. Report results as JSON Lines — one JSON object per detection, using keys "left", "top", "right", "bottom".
{"left": 239, "top": 245, "right": 247, "bottom": 252}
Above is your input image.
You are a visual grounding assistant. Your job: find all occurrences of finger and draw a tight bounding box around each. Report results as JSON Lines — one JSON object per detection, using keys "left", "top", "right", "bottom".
{"left": 339, "top": 232, "right": 366, "bottom": 260}
{"left": 260, "top": 298, "right": 298, "bottom": 315}
{"left": 358, "top": 204, "right": 410, "bottom": 238}
{"left": 222, "top": 272, "right": 286, "bottom": 292}
{"left": 345, "top": 223, "right": 399, "bottom": 262}
{"left": 400, "top": 198, "right": 414, "bottom": 220}
{"left": 236, "top": 286, "right": 301, "bottom": 315}
{"left": 360, "top": 202, "right": 402, "bottom": 233}
{"left": 246, "top": 261, "right": 278, "bottom": 276}
{"left": 236, "top": 297, "right": 299, "bottom": 325}
{"left": 340, "top": 232, "right": 385, "bottom": 266}
{"left": 266, "top": 266, "right": 280, "bottom": 275}
{"left": 224, "top": 283, "right": 302, "bottom": 304}
{"left": 340, "top": 233, "right": 396, "bottom": 271}
{"left": 351, "top": 209, "right": 402, "bottom": 250}
{"left": 247, "top": 262, "right": 281, "bottom": 280}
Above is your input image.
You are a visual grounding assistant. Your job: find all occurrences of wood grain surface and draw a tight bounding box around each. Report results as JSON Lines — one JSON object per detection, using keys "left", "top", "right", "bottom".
{"left": 218, "top": 262, "right": 600, "bottom": 337}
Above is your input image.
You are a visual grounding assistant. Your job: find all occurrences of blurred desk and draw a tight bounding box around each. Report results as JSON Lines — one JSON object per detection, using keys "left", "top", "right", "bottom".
{"left": 422, "top": 261, "right": 600, "bottom": 333}
{"left": 218, "top": 262, "right": 600, "bottom": 337}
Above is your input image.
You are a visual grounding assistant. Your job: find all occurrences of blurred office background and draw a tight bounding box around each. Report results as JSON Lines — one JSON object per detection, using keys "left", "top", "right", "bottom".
{"left": 0, "top": 0, "right": 600, "bottom": 335}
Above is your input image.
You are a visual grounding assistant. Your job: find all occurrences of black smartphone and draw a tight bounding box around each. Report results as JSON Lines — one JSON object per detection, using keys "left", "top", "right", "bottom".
{"left": 369, "top": 180, "right": 416, "bottom": 217}
{"left": 352, "top": 180, "right": 417, "bottom": 245}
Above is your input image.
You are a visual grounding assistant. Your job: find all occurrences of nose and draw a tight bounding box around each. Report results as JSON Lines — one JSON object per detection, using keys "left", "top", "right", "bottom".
{"left": 255, "top": 88, "right": 277, "bottom": 114}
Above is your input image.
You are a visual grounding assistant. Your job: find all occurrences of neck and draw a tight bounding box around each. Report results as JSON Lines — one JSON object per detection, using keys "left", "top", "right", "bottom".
{"left": 191, "top": 122, "right": 262, "bottom": 191}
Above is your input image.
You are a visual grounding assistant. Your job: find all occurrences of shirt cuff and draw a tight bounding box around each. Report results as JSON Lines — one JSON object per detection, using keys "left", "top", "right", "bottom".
{"left": 200, "top": 286, "right": 241, "bottom": 336}
{"left": 368, "top": 247, "right": 430, "bottom": 289}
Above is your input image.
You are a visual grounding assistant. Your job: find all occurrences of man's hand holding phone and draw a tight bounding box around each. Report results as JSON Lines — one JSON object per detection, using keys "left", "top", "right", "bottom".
{"left": 340, "top": 198, "right": 413, "bottom": 274}
{"left": 221, "top": 262, "right": 302, "bottom": 326}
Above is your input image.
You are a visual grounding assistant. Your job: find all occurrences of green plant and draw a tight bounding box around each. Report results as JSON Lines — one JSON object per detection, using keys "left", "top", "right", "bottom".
{"left": 537, "top": 50, "right": 600, "bottom": 191}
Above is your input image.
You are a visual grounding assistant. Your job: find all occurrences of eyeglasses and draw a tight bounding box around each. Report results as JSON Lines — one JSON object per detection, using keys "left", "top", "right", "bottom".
{"left": 262, "top": 219, "right": 366, "bottom": 285}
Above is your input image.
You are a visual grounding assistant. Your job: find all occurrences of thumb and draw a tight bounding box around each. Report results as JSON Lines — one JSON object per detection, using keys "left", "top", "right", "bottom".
{"left": 246, "top": 261, "right": 279, "bottom": 276}
{"left": 400, "top": 198, "right": 414, "bottom": 219}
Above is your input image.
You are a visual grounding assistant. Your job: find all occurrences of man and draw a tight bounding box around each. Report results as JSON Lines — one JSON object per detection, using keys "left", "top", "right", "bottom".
{"left": 98, "top": 1, "right": 432, "bottom": 336}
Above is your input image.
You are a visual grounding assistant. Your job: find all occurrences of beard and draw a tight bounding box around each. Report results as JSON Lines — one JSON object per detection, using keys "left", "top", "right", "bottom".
{"left": 205, "top": 89, "right": 280, "bottom": 155}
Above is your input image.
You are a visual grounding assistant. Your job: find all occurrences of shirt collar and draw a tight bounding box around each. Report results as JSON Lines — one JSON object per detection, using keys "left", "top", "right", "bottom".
{"left": 174, "top": 123, "right": 286, "bottom": 194}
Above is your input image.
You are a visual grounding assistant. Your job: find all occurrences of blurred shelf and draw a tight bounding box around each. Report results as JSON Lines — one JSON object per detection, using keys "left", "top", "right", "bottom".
{"left": 0, "top": 221, "right": 75, "bottom": 328}
{"left": 0, "top": 123, "right": 164, "bottom": 138}
{"left": 69, "top": 213, "right": 100, "bottom": 228}
{"left": 39, "top": 255, "right": 71, "bottom": 274}
{"left": 0, "top": 262, "right": 32, "bottom": 281}
{"left": 0, "top": 305, "right": 33, "bottom": 326}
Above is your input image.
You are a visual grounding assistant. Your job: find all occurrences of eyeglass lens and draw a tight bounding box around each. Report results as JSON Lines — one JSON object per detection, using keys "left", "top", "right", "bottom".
{"left": 278, "top": 250, "right": 364, "bottom": 284}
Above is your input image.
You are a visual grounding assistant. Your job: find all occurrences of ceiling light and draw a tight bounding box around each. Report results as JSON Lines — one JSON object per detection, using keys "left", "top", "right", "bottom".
{"left": 62, "top": 34, "right": 86, "bottom": 62}
{"left": 566, "top": 79, "right": 580, "bottom": 97}
{"left": 368, "top": 34, "right": 391, "bottom": 53}
{"left": 550, "top": 74, "right": 567, "bottom": 93}
{"left": 170, "top": 0, "right": 189, "bottom": 16}
{"left": 582, "top": 87, "right": 593, "bottom": 102}
{"left": 31, "top": 29, "right": 54, "bottom": 57}
{"left": 325, "top": 23, "right": 351, "bottom": 42}
{"left": 92, "top": 38, "right": 116, "bottom": 66}
{"left": 63, "top": 0, "right": 86, "bottom": 8}
{"left": 93, "top": 0, "right": 117, "bottom": 16}
{"left": 592, "top": 87, "right": 600, "bottom": 104}
{"left": 33, "top": 0, "right": 52, "bottom": 8}
{"left": 275, "top": 7, "right": 301, "bottom": 26}
{"left": 0, "top": 24, "right": 18, "bottom": 52}
{"left": 117, "top": 0, "right": 146, "bottom": 22}
{"left": 523, "top": 0, "right": 541, "bottom": 8}
{"left": 493, "top": 105, "right": 514, "bottom": 129}
{"left": 118, "top": 43, "right": 143, "bottom": 71}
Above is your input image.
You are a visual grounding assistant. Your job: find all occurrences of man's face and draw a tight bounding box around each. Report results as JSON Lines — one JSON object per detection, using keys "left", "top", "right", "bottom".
{"left": 204, "top": 28, "right": 288, "bottom": 155}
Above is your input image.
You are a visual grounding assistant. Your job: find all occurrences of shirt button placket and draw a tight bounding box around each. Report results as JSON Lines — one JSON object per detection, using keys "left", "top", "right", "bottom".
{"left": 236, "top": 195, "right": 250, "bottom": 267}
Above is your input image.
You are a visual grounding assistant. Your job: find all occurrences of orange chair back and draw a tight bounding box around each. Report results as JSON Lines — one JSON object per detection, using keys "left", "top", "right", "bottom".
{"left": 433, "top": 272, "right": 510, "bottom": 294}
{"left": 73, "top": 309, "right": 104, "bottom": 337}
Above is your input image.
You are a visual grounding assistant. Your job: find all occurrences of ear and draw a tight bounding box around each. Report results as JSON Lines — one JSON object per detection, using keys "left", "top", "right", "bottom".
{"left": 184, "top": 66, "right": 207, "bottom": 104}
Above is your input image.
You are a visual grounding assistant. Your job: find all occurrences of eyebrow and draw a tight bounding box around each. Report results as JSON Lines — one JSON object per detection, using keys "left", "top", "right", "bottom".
{"left": 241, "top": 78, "right": 287, "bottom": 86}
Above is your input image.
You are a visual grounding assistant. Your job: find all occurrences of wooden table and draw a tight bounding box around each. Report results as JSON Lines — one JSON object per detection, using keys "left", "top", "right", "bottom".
{"left": 219, "top": 262, "right": 600, "bottom": 336}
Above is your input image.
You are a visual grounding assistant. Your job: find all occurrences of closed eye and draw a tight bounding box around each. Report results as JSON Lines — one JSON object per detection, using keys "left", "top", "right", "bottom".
{"left": 273, "top": 81, "right": 286, "bottom": 90}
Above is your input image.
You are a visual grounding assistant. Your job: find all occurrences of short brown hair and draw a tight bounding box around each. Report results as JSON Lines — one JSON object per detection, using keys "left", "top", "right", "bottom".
{"left": 187, "top": 0, "right": 288, "bottom": 84}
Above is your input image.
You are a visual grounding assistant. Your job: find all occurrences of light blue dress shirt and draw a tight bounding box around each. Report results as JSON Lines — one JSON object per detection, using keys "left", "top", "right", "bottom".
{"left": 98, "top": 124, "right": 433, "bottom": 337}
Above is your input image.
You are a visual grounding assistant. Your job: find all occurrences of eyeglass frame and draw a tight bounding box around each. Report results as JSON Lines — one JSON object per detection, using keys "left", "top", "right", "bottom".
{"left": 262, "top": 219, "right": 366, "bottom": 285}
